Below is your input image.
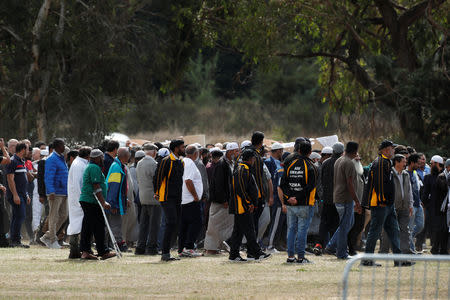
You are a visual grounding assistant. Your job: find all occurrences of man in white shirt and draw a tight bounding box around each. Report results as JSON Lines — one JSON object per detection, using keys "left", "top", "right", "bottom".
{"left": 178, "top": 145, "right": 203, "bottom": 257}
{"left": 67, "top": 147, "right": 91, "bottom": 258}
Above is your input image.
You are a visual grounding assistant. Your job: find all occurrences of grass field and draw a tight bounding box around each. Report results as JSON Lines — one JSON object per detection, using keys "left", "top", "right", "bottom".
{"left": 0, "top": 246, "right": 448, "bottom": 299}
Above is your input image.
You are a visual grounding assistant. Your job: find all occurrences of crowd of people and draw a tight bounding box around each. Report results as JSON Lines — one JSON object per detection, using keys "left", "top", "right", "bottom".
{"left": 0, "top": 132, "right": 448, "bottom": 265}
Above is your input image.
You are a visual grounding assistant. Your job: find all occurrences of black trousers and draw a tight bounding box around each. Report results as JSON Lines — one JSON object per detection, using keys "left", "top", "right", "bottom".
{"left": 348, "top": 210, "right": 365, "bottom": 253}
{"left": 178, "top": 201, "right": 202, "bottom": 252}
{"left": 80, "top": 202, "right": 108, "bottom": 256}
{"left": 161, "top": 201, "right": 181, "bottom": 255}
{"left": 430, "top": 216, "right": 449, "bottom": 255}
{"left": 319, "top": 203, "right": 339, "bottom": 247}
{"left": 230, "top": 213, "right": 261, "bottom": 257}
{"left": 137, "top": 205, "right": 161, "bottom": 252}
{"left": 253, "top": 201, "right": 265, "bottom": 238}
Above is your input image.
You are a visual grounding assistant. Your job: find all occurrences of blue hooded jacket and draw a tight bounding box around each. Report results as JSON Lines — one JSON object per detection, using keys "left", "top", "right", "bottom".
{"left": 44, "top": 152, "right": 68, "bottom": 196}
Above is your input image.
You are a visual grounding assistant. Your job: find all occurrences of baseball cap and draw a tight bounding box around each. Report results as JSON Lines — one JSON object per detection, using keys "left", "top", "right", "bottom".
{"left": 379, "top": 140, "right": 397, "bottom": 150}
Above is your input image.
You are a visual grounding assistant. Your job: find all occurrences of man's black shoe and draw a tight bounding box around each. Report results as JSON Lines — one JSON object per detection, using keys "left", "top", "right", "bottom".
{"left": 10, "top": 242, "right": 30, "bottom": 248}
{"left": 229, "top": 256, "right": 248, "bottom": 262}
{"left": 360, "top": 260, "right": 381, "bottom": 267}
{"left": 135, "top": 247, "right": 145, "bottom": 255}
{"left": 146, "top": 249, "right": 159, "bottom": 255}
{"left": 68, "top": 251, "right": 81, "bottom": 259}
{"left": 161, "top": 254, "right": 180, "bottom": 262}
{"left": 348, "top": 250, "right": 357, "bottom": 256}
{"left": 323, "top": 247, "right": 336, "bottom": 256}
{"left": 247, "top": 252, "right": 271, "bottom": 261}
{"left": 286, "top": 257, "right": 297, "bottom": 263}
{"left": 0, "top": 236, "right": 9, "bottom": 248}
{"left": 394, "top": 261, "right": 415, "bottom": 267}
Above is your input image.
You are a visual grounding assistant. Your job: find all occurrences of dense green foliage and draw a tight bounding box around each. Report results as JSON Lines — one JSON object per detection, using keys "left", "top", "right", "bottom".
{"left": 0, "top": 0, "right": 448, "bottom": 153}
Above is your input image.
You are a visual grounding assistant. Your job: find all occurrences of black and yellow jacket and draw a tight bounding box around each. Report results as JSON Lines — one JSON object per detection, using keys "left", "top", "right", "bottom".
{"left": 229, "top": 162, "right": 259, "bottom": 215}
{"left": 238, "top": 146, "right": 266, "bottom": 202}
{"left": 154, "top": 153, "right": 184, "bottom": 203}
{"left": 280, "top": 153, "right": 318, "bottom": 206}
{"left": 362, "top": 155, "right": 395, "bottom": 208}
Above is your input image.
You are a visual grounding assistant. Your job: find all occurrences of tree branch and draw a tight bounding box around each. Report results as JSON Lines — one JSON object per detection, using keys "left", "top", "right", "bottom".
{"left": 273, "top": 51, "right": 348, "bottom": 62}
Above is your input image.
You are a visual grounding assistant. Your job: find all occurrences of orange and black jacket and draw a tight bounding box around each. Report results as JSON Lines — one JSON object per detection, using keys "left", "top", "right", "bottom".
{"left": 154, "top": 153, "right": 184, "bottom": 203}
{"left": 229, "top": 162, "right": 259, "bottom": 215}
{"left": 362, "top": 155, "right": 395, "bottom": 208}
{"left": 280, "top": 153, "right": 318, "bottom": 206}
{"left": 237, "top": 146, "right": 266, "bottom": 202}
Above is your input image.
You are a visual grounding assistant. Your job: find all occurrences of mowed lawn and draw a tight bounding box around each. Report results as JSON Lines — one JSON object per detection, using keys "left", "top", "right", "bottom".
{"left": 0, "top": 246, "right": 448, "bottom": 299}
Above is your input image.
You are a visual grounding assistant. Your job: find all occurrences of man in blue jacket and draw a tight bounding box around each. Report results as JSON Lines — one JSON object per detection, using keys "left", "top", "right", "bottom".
{"left": 41, "top": 138, "right": 68, "bottom": 249}
{"left": 106, "top": 147, "right": 131, "bottom": 252}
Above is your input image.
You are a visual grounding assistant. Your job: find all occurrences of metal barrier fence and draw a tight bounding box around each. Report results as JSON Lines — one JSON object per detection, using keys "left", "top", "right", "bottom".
{"left": 342, "top": 254, "right": 450, "bottom": 300}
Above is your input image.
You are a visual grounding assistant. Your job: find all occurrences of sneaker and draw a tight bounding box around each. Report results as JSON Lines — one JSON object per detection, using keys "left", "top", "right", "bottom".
{"left": 183, "top": 248, "right": 203, "bottom": 257}
{"left": 313, "top": 244, "right": 323, "bottom": 256}
{"left": 286, "top": 257, "right": 297, "bottom": 263}
{"left": 266, "top": 247, "right": 279, "bottom": 254}
{"left": 222, "top": 240, "right": 231, "bottom": 253}
{"left": 50, "top": 240, "right": 62, "bottom": 249}
{"left": 40, "top": 236, "right": 52, "bottom": 248}
{"left": 394, "top": 261, "right": 415, "bottom": 267}
{"left": 161, "top": 255, "right": 180, "bottom": 262}
{"left": 296, "top": 257, "right": 313, "bottom": 264}
{"left": 360, "top": 260, "right": 382, "bottom": 267}
{"left": 247, "top": 252, "right": 271, "bottom": 261}
{"left": 59, "top": 241, "right": 70, "bottom": 248}
{"left": 229, "top": 256, "right": 247, "bottom": 262}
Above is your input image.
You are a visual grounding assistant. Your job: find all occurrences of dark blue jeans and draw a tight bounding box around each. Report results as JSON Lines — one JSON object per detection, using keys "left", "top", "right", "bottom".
{"left": 365, "top": 204, "right": 401, "bottom": 254}
{"left": 7, "top": 195, "right": 26, "bottom": 243}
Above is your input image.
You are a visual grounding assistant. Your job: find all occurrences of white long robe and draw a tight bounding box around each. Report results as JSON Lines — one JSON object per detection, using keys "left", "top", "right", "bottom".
{"left": 67, "top": 157, "right": 89, "bottom": 235}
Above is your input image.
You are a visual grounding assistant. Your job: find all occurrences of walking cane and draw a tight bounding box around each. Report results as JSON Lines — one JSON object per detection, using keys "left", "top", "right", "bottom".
{"left": 94, "top": 194, "right": 122, "bottom": 259}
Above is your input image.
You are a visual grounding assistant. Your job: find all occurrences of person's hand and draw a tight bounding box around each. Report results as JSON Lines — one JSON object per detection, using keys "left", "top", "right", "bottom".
{"left": 103, "top": 202, "right": 111, "bottom": 210}
{"left": 282, "top": 204, "right": 287, "bottom": 214}
{"left": 110, "top": 208, "right": 118, "bottom": 214}
{"left": 154, "top": 195, "right": 159, "bottom": 201}
{"left": 48, "top": 193, "right": 55, "bottom": 201}
{"left": 0, "top": 185, "right": 6, "bottom": 193}
{"left": 0, "top": 138, "right": 4, "bottom": 148}
{"left": 27, "top": 196, "right": 31, "bottom": 205}
{"left": 127, "top": 199, "right": 131, "bottom": 208}
{"left": 409, "top": 207, "right": 413, "bottom": 217}
{"left": 39, "top": 197, "right": 45, "bottom": 204}
{"left": 354, "top": 202, "right": 362, "bottom": 214}
{"left": 249, "top": 204, "right": 255, "bottom": 213}
{"left": 13, "top": 195, "right": 20, "bottom": 205}
{"left": 223, "top": 202, "right": 229, "bottom": 209}
{"left": 287, "top": 197, "right": 297, "bottom": 205}
{"left": 194, "top": 196, "right": 200, "bottom": 202}
{"left": 268, "top": 196, "right": 274, "bottom": 207}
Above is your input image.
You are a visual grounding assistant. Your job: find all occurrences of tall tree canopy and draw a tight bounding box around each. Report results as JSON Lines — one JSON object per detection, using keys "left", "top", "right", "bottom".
{"left": 198, "top": 0, "right": 449, "bottom": 148}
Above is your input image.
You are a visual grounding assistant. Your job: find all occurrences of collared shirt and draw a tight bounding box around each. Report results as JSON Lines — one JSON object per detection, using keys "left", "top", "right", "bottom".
{"left": 6, "top": 154, "right": 28, "bottom": 197}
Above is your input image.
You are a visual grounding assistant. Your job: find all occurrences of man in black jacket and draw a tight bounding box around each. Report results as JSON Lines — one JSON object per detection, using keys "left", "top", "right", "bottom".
{"left": 314, "top": 142, "right": 344, "bottom": 255}
{"left": 280, "top": 140, "right": 318, "bottom": 264}
{"left": 228, "top": 149, "right": 271, "bottom": 262}
{"left": 362, "top": 140, "right": 413, "bottom": 267}
{"left": 154, "top": 139, "right": 185, "bottom": 261}
{"left": 205, "top": 145, "right": 237, "bottom": 255}
{"left": 422, "top": 155, "right": 448, "bottom": 254}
